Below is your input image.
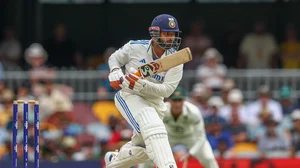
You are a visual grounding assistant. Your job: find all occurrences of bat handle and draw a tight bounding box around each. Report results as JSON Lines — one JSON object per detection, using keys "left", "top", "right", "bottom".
{"left": 134, "top": 71, "right": 142, "bottom": 78}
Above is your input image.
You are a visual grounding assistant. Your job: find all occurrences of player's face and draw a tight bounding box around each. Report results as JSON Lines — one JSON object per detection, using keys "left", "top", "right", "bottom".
{"left": 160, "top": 32, "right": 175, "bottom": 41}
{"left": 160, "top": 32, "right": 175, "bottom": 48}
{"left": 169, "top": 99, "right": 184, "bottom": 115}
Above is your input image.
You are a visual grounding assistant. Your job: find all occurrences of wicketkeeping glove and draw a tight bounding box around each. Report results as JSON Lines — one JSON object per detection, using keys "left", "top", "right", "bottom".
{"left": 121, "top": 67, "right": 146, "bottom": 92}
{"left": 108, "top": 68, "right": 124, "bottom": 90}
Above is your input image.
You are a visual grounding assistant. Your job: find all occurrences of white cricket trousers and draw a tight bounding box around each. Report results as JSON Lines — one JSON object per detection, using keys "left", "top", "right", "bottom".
{"left": 114, "top": 91, "right": 166, "bottom": 146}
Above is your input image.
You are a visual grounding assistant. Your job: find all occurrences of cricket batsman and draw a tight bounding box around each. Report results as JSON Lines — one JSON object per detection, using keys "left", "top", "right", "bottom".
{"left": 105, "top": 14, "right": 183, "bottom": 168}
{"left": 139, "top": 86, "right": 219, "bottom": 168}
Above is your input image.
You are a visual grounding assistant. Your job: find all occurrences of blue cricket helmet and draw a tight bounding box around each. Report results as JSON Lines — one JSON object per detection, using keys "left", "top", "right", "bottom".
{"left": 150, "top": 14, "right": 181, "bottom": 32}
{"left": 149, "top": 14, "right": 181, "bottom": 50}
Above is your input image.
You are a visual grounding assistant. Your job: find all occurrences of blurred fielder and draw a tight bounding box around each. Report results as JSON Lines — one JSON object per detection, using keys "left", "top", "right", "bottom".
{"left": 139, "top": 87, "right": 219, "bottom": 168}
{"left": 105, "top": 14, "right": 183, "bottom": 168}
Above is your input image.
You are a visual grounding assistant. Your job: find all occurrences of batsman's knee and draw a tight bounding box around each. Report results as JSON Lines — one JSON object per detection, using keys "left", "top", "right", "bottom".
{"left": 137, "top": 107, "right": 167, "bottom": 139}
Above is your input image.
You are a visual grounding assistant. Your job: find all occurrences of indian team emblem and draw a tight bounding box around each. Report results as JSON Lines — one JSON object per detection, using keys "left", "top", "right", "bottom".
{"left": 168, "top": 18, "right": 176, "bottom": 28}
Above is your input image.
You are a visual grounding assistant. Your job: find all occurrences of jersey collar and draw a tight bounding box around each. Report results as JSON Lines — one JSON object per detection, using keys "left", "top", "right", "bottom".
{"left": 147, "top": 39, "right": 170, "bottom": 60}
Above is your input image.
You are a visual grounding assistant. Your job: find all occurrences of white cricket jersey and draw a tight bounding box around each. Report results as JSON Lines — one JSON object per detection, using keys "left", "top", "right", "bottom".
{"left": 108, "top": 40, "right": 183, "bottom": 104}
{"left": 164, "top": 101, "right": 206, "bottom": 155}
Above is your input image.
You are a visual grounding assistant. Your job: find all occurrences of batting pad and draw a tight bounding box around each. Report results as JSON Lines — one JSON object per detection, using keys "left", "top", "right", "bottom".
{"left": 138, "top": 107, "right": 177, "bottom": 168}
{"left": 106, "top": 142, "right": 149, "bottom": 168}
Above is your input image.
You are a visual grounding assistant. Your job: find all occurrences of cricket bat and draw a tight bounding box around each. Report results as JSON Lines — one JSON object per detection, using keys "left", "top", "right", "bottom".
{"left": 135, "top": 47, "right": 192, "bottom": 78}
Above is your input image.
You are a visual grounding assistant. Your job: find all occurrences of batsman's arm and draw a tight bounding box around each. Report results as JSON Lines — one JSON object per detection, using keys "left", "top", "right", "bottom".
{"left": 141, "top": 64, "right": 183, "bottom": 97}
{"left": 108, "top": 42, "right": 131, "bottom": 71}
{"left": 108, "top": 42, "right": 132, "bottom": 90}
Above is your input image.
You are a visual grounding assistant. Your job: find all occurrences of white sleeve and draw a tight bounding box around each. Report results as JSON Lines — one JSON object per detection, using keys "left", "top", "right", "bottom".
{"left": 141, "top": 64, "right": 183, "bottom": 98}
{"left": 188, "top": 106, "right": 206, "bottom": 156}
{"left": 108, "top": 41, "right": 131, "bottom": 71}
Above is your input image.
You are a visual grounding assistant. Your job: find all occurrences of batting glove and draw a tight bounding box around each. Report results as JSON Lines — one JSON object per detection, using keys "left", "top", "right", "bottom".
{"left": 108, "top": 68, "right": 124, "bottom": 90}
{"left": 121, "top": 67, "right": 146, "bottom": 92}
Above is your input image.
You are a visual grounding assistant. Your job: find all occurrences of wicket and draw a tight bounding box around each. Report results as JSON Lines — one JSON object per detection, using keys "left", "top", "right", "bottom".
{"left": 12, "top": 100, "right": 39, "bottom": 168}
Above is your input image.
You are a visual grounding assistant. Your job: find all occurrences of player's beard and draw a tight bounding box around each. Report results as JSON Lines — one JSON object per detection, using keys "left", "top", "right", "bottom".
{"left": 156, "top": 38, "right": 173, "bottom": 50}
{"left": 165, "top": 42, "right": 173, "bottom": 49}
{"left": 153, "top": 37, "right": 181, "bottom": 50}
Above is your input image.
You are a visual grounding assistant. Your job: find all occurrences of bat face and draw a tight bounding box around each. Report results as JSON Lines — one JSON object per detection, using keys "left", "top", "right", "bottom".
{"left": 138, "top": 62, "right": 161, "bottom": 78}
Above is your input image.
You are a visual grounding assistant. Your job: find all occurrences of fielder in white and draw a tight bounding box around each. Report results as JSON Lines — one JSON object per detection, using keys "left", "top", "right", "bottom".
{"left": 105, "top": 14, "right": 183, "bottom": 168}
{"left": 140, "top": 87, "right": 219, "bottom": 168}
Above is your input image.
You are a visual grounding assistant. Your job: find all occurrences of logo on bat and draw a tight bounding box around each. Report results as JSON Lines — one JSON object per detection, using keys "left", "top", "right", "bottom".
{"left": 139, "top": 62, "right": 160, "bottom": 78}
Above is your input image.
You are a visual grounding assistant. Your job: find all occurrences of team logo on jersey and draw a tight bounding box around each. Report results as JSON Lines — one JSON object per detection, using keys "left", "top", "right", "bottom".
{"left": 168, "top": 18, "right": 176, "bottom": 28}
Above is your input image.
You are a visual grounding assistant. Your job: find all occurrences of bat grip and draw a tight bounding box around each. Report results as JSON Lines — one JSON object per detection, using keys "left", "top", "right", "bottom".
{"left": 134, "top": 71, "right": 141, "bottom": 77}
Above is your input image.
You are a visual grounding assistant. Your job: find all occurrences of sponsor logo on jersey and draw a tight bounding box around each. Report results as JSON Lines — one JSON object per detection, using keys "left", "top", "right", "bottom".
{"left": 151, "top": 74, "right": 164, "bottom": 82}
{"left": 139, "top": 59, "right": 146, "bottom": 63}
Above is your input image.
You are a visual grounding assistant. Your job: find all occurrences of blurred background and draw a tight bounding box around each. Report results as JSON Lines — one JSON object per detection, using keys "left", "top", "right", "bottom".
{"left": 1, "top": 0, "right": 300, "bottom": 167}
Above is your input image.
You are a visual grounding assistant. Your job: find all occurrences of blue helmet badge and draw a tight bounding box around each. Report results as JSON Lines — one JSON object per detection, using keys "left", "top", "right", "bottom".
{"left": 168, "top": 18, "right": 176, "bottom": 28}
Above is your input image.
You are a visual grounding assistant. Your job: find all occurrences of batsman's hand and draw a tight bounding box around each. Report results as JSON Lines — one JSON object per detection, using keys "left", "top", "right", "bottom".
{"left": 108, "top": 68, "right": 124, "bottom": 90}
{"left": 121, "top": 67, "right": 146, "bottom": 92}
